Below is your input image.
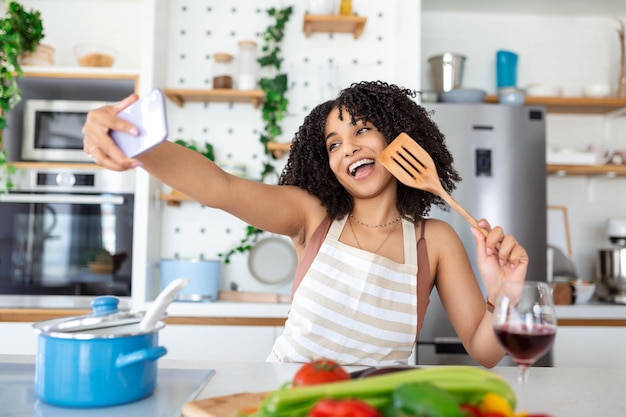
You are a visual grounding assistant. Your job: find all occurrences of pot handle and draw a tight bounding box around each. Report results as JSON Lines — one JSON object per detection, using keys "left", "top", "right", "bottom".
{"left": 116, "top": 346, "right": 168, "bottom": 369}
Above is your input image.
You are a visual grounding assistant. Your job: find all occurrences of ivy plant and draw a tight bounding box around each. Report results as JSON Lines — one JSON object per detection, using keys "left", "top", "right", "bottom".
{"left": 0, "top": 0, "right": 44, "bottom": 192}
{"left": 174, "top": 138, "right": 215, "bottom": 161}
{"left": 219, "top": 5, "right": 293, "bottom": 264}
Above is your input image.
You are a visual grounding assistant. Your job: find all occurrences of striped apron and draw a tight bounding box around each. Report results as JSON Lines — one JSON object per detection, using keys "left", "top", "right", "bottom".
{"left": 269, "top": 216, "right": 418, "bottom": 366}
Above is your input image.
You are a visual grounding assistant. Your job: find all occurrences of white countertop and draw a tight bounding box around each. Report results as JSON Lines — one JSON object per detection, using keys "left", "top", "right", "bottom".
{"left": 2, "top": 354, "right": 625, "bottom": 417}
{"left": 0, "top": 295, "right": 290, "bottom": 319}
{"left": 2, "top": 295, "right": 626, "bottom": 321}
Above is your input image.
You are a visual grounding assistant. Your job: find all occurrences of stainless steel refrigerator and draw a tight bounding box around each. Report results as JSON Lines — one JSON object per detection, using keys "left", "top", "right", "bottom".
{"left": 415, "top": 103, "right": 548, "bottom": 366}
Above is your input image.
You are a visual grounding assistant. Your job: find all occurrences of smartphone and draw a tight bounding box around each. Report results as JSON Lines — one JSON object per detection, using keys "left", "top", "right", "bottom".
{"left": 111, "top": 88, "right": 168, "bottom": 157}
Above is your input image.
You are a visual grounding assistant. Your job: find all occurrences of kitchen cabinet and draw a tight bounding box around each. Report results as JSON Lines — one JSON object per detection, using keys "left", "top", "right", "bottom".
{"left": 0, "top": 323, "right": 37, "bottom": 355}
{"left": 302, "top": 14, "right": 368, "bottom": 39}
{"left": 0, "top": 321, "right": 284, "bottom": 361}
{"left": 0, "top": 297, "right": 289, "bottom": 361}
{"left": 554, "top": 326, "right": 626, "bottom": 367}
{"left": 159, "top": 324, "right": 284, "bottom": 361}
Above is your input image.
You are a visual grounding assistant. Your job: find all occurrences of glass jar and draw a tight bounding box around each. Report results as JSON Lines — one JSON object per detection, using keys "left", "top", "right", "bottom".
{"left": 212, "top": 52, "right": 234, "bottom": 89}
{"left": 237, "top": 40, "right": 258, "bottom": 90}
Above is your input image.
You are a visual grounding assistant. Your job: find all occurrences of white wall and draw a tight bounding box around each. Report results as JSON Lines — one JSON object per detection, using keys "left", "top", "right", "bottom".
{"left": 158, "top": 0, "right": 404, "bottom": 295}
{"left": 19, "top": 0, "right": 142, "bottom": 70}
{"left": 422, "top": 10, "right": 626, "bottom": 281}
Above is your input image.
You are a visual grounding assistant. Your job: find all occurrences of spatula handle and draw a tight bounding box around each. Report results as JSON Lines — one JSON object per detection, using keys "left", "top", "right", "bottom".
{"left": 440, "top": 193, "right": 489, "bottom": 238}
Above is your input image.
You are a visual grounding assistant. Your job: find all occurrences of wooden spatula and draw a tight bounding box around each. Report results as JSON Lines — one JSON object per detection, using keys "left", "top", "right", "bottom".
{"left": 378, "top": 133, "right": 486, "bottom": 235}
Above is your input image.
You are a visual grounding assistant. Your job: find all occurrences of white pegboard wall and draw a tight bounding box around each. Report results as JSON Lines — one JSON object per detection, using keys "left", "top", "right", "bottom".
{"left": 160, "top": 0, "right": 401, "bottom": 293}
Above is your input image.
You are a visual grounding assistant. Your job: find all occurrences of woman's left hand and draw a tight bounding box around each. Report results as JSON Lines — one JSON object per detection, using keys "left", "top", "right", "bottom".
{"left": 470, "top": 219, "right": 529, "bottom": 297}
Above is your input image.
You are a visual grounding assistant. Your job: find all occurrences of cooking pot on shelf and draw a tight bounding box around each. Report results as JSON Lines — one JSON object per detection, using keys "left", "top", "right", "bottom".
{"left": 597, "top": 247, "right": 626, "bottom": 303}
{"left": 428, "top": 52, "right": 466, "bottom": 93}
{"left": 32, "top": 295, "right": 168, "bottom": 407}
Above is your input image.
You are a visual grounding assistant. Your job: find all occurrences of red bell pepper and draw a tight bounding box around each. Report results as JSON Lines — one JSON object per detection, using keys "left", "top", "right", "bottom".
{"left": 308, "top": 399, "right": 381, "bottom": 417}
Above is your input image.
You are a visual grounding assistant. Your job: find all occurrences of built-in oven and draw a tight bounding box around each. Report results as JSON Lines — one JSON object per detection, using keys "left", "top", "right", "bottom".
{"left": 0, "top": 166, "right": 135, "bottom": 296}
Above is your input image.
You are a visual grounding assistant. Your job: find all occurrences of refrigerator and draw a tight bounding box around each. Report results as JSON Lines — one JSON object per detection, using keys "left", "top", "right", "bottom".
{"left": 415, "top": 103, "right": 548, "bottom": 366}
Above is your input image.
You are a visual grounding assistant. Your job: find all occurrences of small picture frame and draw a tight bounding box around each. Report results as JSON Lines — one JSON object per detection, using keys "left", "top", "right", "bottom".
{"left": 547, "top": 205, "right": 572, "bottom": 257}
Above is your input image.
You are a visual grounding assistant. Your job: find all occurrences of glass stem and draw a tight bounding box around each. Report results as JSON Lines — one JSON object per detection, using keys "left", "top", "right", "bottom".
{"left": 517, "top": 365, "right": 529, "bottom": 413}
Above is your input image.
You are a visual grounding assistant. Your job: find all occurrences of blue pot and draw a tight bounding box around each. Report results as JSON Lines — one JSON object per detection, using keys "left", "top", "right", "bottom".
{"left": 160, "top": 259, "right": 221, "bottom": 302}
{"left": 32, "top": 297, "right": 167, "bottom": 408}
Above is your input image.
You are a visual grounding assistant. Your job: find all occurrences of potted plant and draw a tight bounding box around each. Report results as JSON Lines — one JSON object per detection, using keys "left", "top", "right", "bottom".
{"left": 0, "top": 0, "right": 45, "bottom": 192}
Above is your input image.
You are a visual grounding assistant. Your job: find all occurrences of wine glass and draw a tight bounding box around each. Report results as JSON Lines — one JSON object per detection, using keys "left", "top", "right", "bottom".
{"left": 492, "top": 280, "right": 557, "bottom": 410}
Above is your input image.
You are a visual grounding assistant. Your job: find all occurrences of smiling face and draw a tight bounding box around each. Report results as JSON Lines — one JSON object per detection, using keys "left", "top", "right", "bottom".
{"left": 324, "top": 106, "right": 395, "bottom": 198}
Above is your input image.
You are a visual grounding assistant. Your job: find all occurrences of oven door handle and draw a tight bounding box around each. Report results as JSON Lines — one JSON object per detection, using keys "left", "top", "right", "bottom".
{"left": 0, "top": 194, "right": 125, "bottom": 205}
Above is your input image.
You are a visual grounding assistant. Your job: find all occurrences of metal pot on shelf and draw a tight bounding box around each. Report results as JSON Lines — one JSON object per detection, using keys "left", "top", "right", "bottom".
{"left": 428, "top": 52, "right": 466, "bottom": 92}
{"left": 598, "top": 247, "right": 626, "bottom": 303}
{"left": 597, "top": 218, "right": 626, "bottom": 303}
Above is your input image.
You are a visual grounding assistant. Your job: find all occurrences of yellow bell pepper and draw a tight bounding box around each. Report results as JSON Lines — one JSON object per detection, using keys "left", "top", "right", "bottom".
{"left": 479, "top": 393, "right": 515, "bottom": 417}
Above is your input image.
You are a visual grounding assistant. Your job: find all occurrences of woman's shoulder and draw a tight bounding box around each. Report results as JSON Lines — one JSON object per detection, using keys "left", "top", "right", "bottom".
{"left": 416, "top": 217, "right": 458, "bottom": 235}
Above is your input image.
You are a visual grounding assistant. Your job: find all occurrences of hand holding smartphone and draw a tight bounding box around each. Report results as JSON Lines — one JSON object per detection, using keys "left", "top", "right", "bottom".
{"left": 111, "top": 88, "right": 168, "bottom": 157}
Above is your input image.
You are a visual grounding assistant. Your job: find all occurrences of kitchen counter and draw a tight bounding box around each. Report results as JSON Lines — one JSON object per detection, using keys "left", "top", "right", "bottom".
{"left": 0, "top": 295, "right": 290, "bottom": 326}
{"left": 1, "top": 354, "right": 624, "bottom": 417}
{"left": 1, "top": 295, "right": 625, "bottom": 325}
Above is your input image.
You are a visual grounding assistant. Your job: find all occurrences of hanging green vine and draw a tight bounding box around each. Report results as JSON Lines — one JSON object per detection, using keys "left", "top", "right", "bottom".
{"left": 259, "top": 5, "right": 293, "bottom": 181}
{"left": 0, "top": 0, "right": 45, "bottom": 192}
{"left": 219, "top": 5, "right": 293, "bottom": 264}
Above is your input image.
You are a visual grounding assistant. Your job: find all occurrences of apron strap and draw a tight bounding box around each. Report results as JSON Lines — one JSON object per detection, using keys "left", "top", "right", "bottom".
{"left": 291, "top": 216, "right": 332, "bottom": 296}
{"left": 416, "top": 219, "right": 431, "bottom": 335}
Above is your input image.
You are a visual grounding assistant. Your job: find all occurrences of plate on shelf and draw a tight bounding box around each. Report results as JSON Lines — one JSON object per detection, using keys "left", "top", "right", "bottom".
{"left": 248, "top": 236, "right": 296, "bottom": 285}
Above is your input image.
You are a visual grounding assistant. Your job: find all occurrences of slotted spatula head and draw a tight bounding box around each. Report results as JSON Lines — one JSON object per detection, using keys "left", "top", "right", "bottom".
{"left": 378, "top": 133, "right": 481, "bottom": 229}
{"left": 377, "top": 133, "right": 445, "bottom": 195}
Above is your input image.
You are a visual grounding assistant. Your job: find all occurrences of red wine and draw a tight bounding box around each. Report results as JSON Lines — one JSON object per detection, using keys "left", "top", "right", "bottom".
{"left": 494, "top": 323, "right": 556, "bottom": 366}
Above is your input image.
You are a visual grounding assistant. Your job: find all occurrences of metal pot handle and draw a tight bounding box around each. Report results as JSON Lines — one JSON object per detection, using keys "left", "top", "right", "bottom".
{"left": 115, "top": 346, "right": 168, "bottom": 369}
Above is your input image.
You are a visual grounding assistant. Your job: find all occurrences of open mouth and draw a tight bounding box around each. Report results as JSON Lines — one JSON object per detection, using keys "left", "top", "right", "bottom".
{"left": 348, "top": 158, "right": 375, "bottom": 177}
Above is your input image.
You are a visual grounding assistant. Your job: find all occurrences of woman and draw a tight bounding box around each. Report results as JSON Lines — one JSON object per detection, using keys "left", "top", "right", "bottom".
{"left": 82, "top": 81, "right": 528, "bottom": 367}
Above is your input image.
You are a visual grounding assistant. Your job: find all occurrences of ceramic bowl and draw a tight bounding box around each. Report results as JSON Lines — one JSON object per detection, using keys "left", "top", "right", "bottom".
{"left": 74, "top": 44, "right": 117, "bottom": 67}
{"left": 498, "top": 88, "right": 525, "bottom": 105}
{"left": 438, "top": 88, "right": 486, "bottom": 103}
{"left": 574, "top": 282, "right": 596, "bottom": 304}
{"left": 525, "top": 84, "right": 563, "bottom": 97}
{"left": 583, "top": 83, "right": 611, "bottom": 98}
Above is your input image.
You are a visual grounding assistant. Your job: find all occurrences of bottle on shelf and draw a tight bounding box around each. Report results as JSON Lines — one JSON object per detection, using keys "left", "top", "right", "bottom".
{"left": 237, "top": 40, "right": 258, "bottom": 90}
{"left": 339, "top": 0, "right": 353, "bottom": 15}
{"left": 213, "top": 52, "right": 234, "bottom": 89}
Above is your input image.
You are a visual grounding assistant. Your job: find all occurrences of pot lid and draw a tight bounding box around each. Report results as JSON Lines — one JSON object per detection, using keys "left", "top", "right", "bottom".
{"left": 33, "top": 296, "right": 149, "bottom": 334}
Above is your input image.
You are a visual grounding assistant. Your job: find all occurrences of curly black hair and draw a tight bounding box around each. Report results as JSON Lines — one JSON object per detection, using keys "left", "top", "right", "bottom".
{"left": 279, "top": 81, "right": 461, "bottom": 220}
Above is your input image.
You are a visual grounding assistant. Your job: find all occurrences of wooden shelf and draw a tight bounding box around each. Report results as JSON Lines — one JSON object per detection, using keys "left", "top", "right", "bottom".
{"left": 303, "top": 14, "right": 367, "bottom": 39}
{"left": 547, "top": 164, "right": 626, "bottom": 176}
{"left": 266, "top": 141, "right": 291, "bottom": 158}
{"left": 163, "top": 88, "right": 264, "bottom": 108}
{"left": 23, "top": 67, "right": 140, "bottom": 81}
{"left": 160, "top": 190, "right": 193, "bottom": 207}
{"left": 485, "top": 95, "right": 626, "bottom": 114}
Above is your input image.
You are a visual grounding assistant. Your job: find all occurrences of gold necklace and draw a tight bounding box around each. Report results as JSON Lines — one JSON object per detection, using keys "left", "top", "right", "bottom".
{"left": 348, "top": 216, "right": 398, "bottom": 254}
{"left": 349, "top": 213, "right": 402, "bottom": 228}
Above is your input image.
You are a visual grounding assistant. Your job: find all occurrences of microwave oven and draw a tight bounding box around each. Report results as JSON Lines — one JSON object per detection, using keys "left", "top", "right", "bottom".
{"left": 21, "top": 99, "right": 110, "bottom": 162}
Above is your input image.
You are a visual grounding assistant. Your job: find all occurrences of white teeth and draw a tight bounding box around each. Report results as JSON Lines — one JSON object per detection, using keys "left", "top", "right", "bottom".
{"left": 349, "top": 159, "right": 375, "bottom": 176}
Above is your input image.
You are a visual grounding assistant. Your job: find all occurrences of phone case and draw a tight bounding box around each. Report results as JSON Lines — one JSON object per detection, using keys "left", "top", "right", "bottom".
{"left": 111, "top": 88, "right": 168, "bottom": 157}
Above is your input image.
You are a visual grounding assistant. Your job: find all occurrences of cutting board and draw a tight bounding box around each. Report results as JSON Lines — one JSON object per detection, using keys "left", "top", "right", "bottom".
{"left": 182, "top": 391, "right": 269, "bottom": 417}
